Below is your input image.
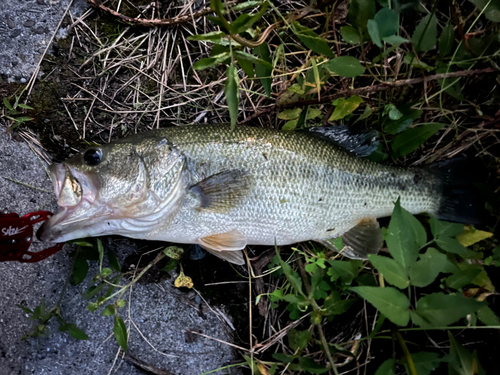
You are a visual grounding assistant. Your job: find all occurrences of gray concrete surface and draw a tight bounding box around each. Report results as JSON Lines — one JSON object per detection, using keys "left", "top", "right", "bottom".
{"left": 0, "top": 0, "right": 88, "bottom": 82}
{"left": 0, "top": 126, "right": 239, "bottom": 374}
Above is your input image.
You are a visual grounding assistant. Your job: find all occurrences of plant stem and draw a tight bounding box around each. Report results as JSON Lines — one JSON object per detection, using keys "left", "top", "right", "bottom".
{"left": 394, "top": 328, "right": 417, "bottom": 375}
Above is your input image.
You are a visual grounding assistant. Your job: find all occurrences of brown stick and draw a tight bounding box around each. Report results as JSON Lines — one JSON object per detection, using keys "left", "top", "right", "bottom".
{"left": 85, "top": 0, "right": 220, "bottom": 27}
{"left": 239, "top": 67, "right": 498, "bottom": 124}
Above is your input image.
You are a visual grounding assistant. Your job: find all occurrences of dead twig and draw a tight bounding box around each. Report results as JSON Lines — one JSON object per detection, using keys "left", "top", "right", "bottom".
{"left": 239, "top": 67, "right": 498, "bottom": 124}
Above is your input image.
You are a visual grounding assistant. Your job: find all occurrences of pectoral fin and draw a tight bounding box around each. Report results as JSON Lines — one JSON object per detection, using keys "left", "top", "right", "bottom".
{"left": 198, "top": 229, "right": 247, "bottom": 265}
{"left": 189, "top": 170, "right": 251, "bottom": 213}
{"left": 317, "top": 218, "right": 382, "bottom": 259}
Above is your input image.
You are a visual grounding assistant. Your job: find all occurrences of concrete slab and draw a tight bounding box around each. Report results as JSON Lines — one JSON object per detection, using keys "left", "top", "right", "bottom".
{"left": 0, "top": 126, "right": 239, "bottom": 374}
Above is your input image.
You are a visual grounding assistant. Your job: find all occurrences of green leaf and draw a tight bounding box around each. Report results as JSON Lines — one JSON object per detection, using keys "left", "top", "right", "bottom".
{"left": 470, "top": 0, "right": 500, "bottom": 22}
{"left": 100, "top": 267, "right": 112, "bottom": 278}
{"left": 353, "top": 105, "right": 373, "bottom": 124}
{"left": 101, "top": 305, "right": 115, "bottom": 316}
{"left": 411, "top": 293, "right": 485, "bottom": 328}
{"left": 439, "top": 22, "right": 455, "bottom": 56}
{"left": 278, "top": 108, "right": 302, "bottom": 120}
{"left": 225, "top": 63, "right": 239, "bottom": 129}
{"left": 445, "top": 269, "right": 482, "bottom": 289}
{"left": 348, "top": 0, "right": 376, "bottom": 31}
{"left": 369, "top": 8, "right": 400, "bottom": 48}
{"left": 323, "top": 56, "right": 365, "bottom": 78}
{"left": 231, "top": 1, "right": 263, "bottom": 11}
{"left": 193, "top": 52, "right": 231, "bottom": 70}
{"left": 66, "top": 324, "right": 89, "bottom": 340}
{"left": 292, "top": 22, "right": 334, "bottom": 57}
{"left": 384, "top": 107, "right": 423, "bottom": 135}
{"left": 163, "top": 246, "right": 184, "bottom": 260}
{"left": 323, "top": 291, "right": 355, "bottom": 316}
{"left": 282, "top": 120, "right": 298, "bottom": 131}
{"left": 276, "top": 251, "right": 304, "bottom": 296}
{"left": 447, "top": 331, "right": 477, "bottom": 375}
{"left": 187, "top": 31, "right": 225, "bottom": 43}
{"left": 297, "top": 357, "right": 329, "bottom": 374}
{"left": 386, "top": 104, "right": 403, "bottom": 120}
{"left": 412, "top": 13, "right": 437, "bottom": 52}
{"left": 306, "top": 108, "right": 322, "bottom": 120}
{"left": 391, "top": 123, "right": 445, "bottom": 157}
{"left": 72, "top": 256, "right": 89, "bottom": 285}
{"left": 107, "top": 249, "right": 121, "bottom": 272}
{"left": 476, "top": 306, "right": 500, "bottom": 326}
{"left": 436, "top": 236, "right": 477, "bottom": 257}
{"left": 3, "top": 97, "right": 13, "bottom": 110}
{"left": 329, "top": 96, "right": 364, "bottom": 121}
{"left": 401, "top": 352, "right": 442, "bottom": 375}
{"left": 237, "top": 56, "right": 254, "bottom": 78}
{"left": 351, "top": 286, "right": 410, "bottom": 326}
{"left": 368, "top": 254, "right": 409, "bottom": 289}
{"left": 14, "top": 116, "right": 34, "bottom": 123}
{"left": 385, "top": 198, "right": 426, "bottom": 270}
{"left": 17, "top": 103, "right": 34, "bottom": 110}
{"left": 161, "top": 258, "right": 179, "bottom": 273}
{"left": 436, "top": 65, "right": 464, "bottom": 100}
{"left": 403, "top": 53, "right": 434, "bottom": 71}
{"left": 367, "top": 19, "right": 382, "bottom": 47}
{"left": 340, "top": 26, "right": 360, "bottom": 44}
{"left": 327, "top": 260, "right": 362, "bottom": 285}
{"left": 113, "top": 315, "right": 128, "bottom": 351}
{"left": 375, "top": 359, "right": 395, "bottom": 375}
{"left": 383, "top": 35, "right": 409, "bottom": 46}
{"left": 430, "top": 217, "right": 464, "bottom": 238}
{"left": 409, "top": 248, "right": 447, "bottom": 287}
{"left": 272, "top": 353, "right": 296, "bottom": 363}
{"left": 288, "top": 329, "right": 312, "bottom": 351}
{"left": 254, "top": 42, "right": 272, "bottom": 97}
{"left": 17, "top": 304, "right": 34, "bottom": 315}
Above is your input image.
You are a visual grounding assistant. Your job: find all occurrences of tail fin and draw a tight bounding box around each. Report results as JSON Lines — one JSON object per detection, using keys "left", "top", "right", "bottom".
{"left": 434, "top": 158, "right": 489, "bottom": 226}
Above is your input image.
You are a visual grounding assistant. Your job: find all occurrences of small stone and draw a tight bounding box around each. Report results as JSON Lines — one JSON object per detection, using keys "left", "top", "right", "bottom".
{"left": 6, "top": 18, "right": 15, "bottom": 29}
{"left": 10, "top": 29, "right": 21, "bottom": 38}
{"left": 23, "top": 20, "right": 35, "bottom": 28}
{"left": 20, "top": 78, "right": 27, "bottom": 83}
{"left": 37, "top": 0, "right": 46, "bottom": 4}
{"left": 34, "top": 26, "right": 47, "bottom": 34}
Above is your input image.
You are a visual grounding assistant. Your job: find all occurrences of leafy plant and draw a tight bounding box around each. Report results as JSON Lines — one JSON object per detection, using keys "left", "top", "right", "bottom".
{"left": 2, "top": 97, "right": 34, "bottom": 130}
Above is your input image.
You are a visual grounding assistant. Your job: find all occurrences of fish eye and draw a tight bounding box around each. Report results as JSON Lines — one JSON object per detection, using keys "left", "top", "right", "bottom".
{"left": 83, "top": 148, "right": 103, "bottom": 166}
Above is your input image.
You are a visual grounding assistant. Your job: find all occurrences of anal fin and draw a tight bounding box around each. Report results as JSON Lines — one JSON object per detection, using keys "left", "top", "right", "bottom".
{"left": 198, "top": 229, "right": 247, "bottom": 265}
{"left": 317, "top": 218, "right": 382, "bottom": 260}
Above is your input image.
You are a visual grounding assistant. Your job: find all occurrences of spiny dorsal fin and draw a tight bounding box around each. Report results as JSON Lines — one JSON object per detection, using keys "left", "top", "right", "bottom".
{"left": 198, "top": 230, "right": 247, "bottom": 265}
{"left": 316, "top": 218, "right": 382, "bottom": 260}
{"left": 305, "top": 125, "right": 379, "bottom": 157}
{"left": 189, "top": 170, "right": 251, "bottom": 213}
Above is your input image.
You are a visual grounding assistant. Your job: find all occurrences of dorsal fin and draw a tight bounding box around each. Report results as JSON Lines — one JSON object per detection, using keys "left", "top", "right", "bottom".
{"left": 305, "top": 125, "right": 379, "bottom": 157}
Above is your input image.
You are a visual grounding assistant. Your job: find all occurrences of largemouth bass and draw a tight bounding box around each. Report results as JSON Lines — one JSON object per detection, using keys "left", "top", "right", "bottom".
{"left": 37, "top": 124, "right": 476, "bottom": 264}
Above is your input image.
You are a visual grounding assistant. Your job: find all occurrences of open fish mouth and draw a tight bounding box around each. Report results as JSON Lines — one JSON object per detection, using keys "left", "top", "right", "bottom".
{"left": 37, "top": 163, "right": 103, "bottom": 242}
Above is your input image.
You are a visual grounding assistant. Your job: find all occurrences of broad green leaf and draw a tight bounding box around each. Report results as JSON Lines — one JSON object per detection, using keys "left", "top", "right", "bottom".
{"left": 323, "top": 56, "right": 365, "bottom": 77}
{"left": 447, "top": 332, "right": 477, "bottom": 375}
{"left": 439, "top": 22, "right": 455, "bottom": 56}
{"left": 386, "top": 104, "right": 403, "bottom": 120}
{"left": 353, "top": 105, "right": 373, "bottom": 124}
{"left": 14, "top": 116, "right": 33, "bottom": 123}
{"left": 323, "top": 291, "right": 356, "bottom": 316}
{"left": 297, "top": 357, "right": 329, "bottom": 374}
{"left": 3, "top": 97, "right": 13, "bottom": 110}
{"left": 327, "top": 260, "right": 362, "bottom": 285}
{"left": 282, "top": 120, "right": 298, "bottom": 131}
{"left": 306, "top": 108, "right": 322, "bottom": 119}
{"left": 193, "top": 52, "right": 231, "bottom": 70}
{"left": 237, "top": 56, "right": 254, "bottom": 78}
{"left": 67, "top": 324, "right": 89, "bottom": 340}
{"left": 225, "top": 63, "right": 239, "bottom": 129}
{"left": 476, "top": 306, "right": 500, "bottom": 326}
{"left": 445, "top": 269, "right": 482, "bottom": 289}
{"left": 161, "top": 258, "right": 179, "bottom": 273}
{"left": 348, "top": 0, "right": 376, "bottom": 31}
{"left": 254, "top": 42, "right": 272, "bottom": 97}
{"left": 411, "top": 293, "right": 485, "bottom": 328}
{"left": 391, "top": 123, "right": 445, "bottom": 157}
{"left": 101, "top": 305, "right": 115, "bottom": 316}
{"left": 107, "top": 249, "right": 120, "bottom": 272}
{"left": 412, "top": 13, "right": 437, "bottom": 52}
{"left": 383, "top": 35, "right": 409, "bottom": 46}
{"left": 367, "top": 19, "right": 382, "bottom": 47}
{"left": 288, "top": 329, "right": 312, "bottom": 351}
{"left": 72, "top": 256, "right": 89, "bottom": 285}
{"left": 292, "top": 22, "right": 334, "bottom": 57}
{"left": 409, "top": 248, "right": 447, "bottom": 287}
{"left": 375, "top": 359, "right": 395, "bottom": 375}
{"left": 351, "top": 286, "right": 410, "bottom": 326}
{"left": 384, "top": 106, "right": 423, "bottom": 135}
{"left": 430, "top": 217, "right": 464, "bottom": 238}
{"left": 385, "top": 199, "right": 426, "bottom": 270}
{"left": 163, "top": 246, "right": 184, "bottom": 259}
{"left": 340, "top": 26, "right": 360, "bottom": 44}
{"left": 278, "top": 108, "right": 301, "bottom": 120}
{"left": 230, "top": 1, "right": 269, "bottom": 34}
{"left": 113, "top": 315, "right": 128, "bottom": 351}
{"left": 368, "top": 254, "right": 409, "bottom": 289}
{"left": 272, "top": 353, "right": 295, "bottom": 363}
{"left": 329, "top": 96, "right": 363, "bottom": 121}
{"left": 368, "top": 8, "right": 399, "bottom": 47}
{"left": 457, "top": 227, "right": 493, "bottom": 247}
{"left": 401, "top": 352, "right": 442, "bottom": 375}
{"left": 187, "top": 31, "right": 225, "bottom": 42}
{"left": 17, "top": 304, "right": 34, "bottom": 315}
{"left": 435, "top": 236, "right": 477, "bottom": 257}
{"left": 470, "top": 0, "right": 500, "bottom": 22}
{"left": 235, "top": 50, "right": 272, "bottom": 67}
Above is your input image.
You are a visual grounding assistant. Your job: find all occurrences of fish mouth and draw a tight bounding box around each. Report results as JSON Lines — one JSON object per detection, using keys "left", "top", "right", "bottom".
{"left": 37, "top": 163, "right": 104, "bottom": 243}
